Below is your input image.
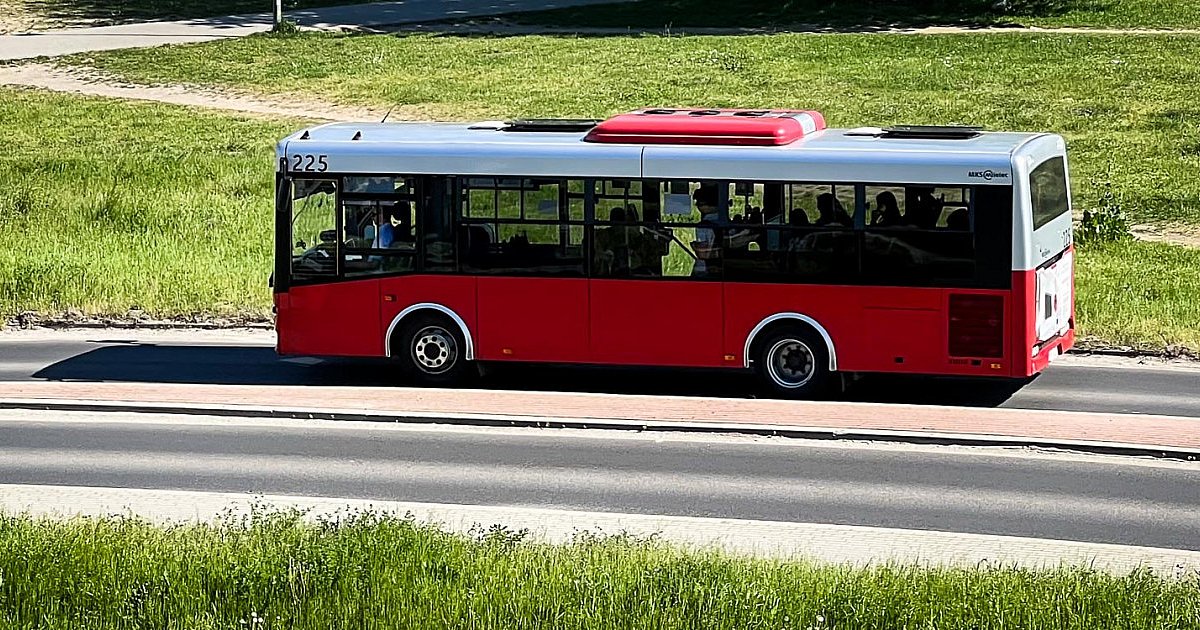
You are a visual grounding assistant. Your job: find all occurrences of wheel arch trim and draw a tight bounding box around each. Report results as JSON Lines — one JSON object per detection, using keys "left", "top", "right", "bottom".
{"left": 384, "top": 303, "right": 475, "bottom": 361}
{"left": 743, "top": 312, "right": 837, "bottom": 372}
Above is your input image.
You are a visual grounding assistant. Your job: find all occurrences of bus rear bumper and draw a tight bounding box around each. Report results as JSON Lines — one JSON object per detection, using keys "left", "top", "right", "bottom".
{"left": 1024, "top": 326, "right": 1075, "bottom": 377}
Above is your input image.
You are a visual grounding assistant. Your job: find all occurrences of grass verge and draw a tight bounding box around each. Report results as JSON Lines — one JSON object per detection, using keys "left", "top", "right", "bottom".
{"left": 0, "top": 87, "right": 298, "bottom": 320}
{"left": 2, "top": 509, "right": 1198, "bottom": 629}
{"left": 507, "top": 0, "right": 1200, "bottom": 30}
{"left": 1075, "top": 241, "right": 1200, "bottom": 349}
{"left": 3, "top": 87, "right": 1199, "bottom": 349}
{"left": 68, "top": 31, "right": 1200, "bottom": 226}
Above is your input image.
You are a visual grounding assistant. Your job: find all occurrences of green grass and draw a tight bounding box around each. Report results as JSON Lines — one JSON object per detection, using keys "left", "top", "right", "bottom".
{"left": 69, "top": 31, "right": 1200, "bottom": 226}
{"left": 2, "top": 509, "right": 1198, "bottom": 629}
{"left": 1076, "top": 240, "right": 1200, "bottom": 349}
{"left": 0, "top": 87, "right": 299, "bottom": 319}
{"left": 0, "top": 0, "right": 354, "bottom": 33}
{"left": 507, "top": 0, "right": 1200, "bottom": 30}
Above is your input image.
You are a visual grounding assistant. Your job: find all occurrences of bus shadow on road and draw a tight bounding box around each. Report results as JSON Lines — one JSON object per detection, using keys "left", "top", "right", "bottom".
{"left": 31, "top": 343, "right": 394, "bottom": 387}
{"left": 31, "top": 343, "right": 1028, "bottom": 408}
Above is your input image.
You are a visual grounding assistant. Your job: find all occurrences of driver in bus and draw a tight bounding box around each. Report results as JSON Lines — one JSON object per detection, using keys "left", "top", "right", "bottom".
{"left": 367, "top": 205, "right": 395, "bottom": 249}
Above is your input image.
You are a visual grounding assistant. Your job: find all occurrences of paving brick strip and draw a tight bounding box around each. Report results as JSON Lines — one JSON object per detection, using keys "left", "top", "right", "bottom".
{"left": 2, "top": 382, "right": 1197, "bottom": 457}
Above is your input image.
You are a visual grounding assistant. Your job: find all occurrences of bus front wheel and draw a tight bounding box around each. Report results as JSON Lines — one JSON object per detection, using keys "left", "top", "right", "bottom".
{"left": 395, "top": 314, "right": 472, "bottom": 386}
{"left": 755, "top": 329, "right": 833, "bottom": 399}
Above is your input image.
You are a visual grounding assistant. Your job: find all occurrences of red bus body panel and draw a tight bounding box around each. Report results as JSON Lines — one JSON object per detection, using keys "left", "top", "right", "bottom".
{"left": 277, "top": 279, "right": 381, "bottom": 357}
{"left": 476, "top": 277, "right": 588, "bottom": 362}
{"left": 279, "top": 267, "right": 1074, "bottom": 379}
{"left": 589, "top": 280, "right": 725, "bottom": 367}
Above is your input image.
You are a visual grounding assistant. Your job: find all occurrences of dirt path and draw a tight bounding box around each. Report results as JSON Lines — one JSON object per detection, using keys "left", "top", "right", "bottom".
{"left": 1130, "top": 224, "right": 1200, "bottom": 248}
{"left": 0, "top": 63, "right": 395, "bottom": 121}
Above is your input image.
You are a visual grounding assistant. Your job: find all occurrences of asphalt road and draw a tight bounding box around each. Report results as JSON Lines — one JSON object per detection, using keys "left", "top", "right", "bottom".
{"left": 3, "top": 409, "right": 1198, "bottom": 550}
{"left": 1, "top": 330, "right": 1198, "bottom": 416}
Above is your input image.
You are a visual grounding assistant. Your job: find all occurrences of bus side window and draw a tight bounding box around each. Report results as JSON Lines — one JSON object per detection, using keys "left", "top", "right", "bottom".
{"left": 459, "top": 177, "right": 583, "bottom": 276}
{"left": 724, "top": 182, "right": 856, "bottom": 284}
{"left": 861, "top": 184, "right": 975, "bottom": 286}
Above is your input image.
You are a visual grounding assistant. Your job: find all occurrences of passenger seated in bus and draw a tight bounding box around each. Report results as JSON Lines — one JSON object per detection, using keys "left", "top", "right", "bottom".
{"left": 908, "top": 187, "right": 940, "bottom": 229}
{"left": 634, "top": 204, "right": 671, "bottom": 276}
{"left": 460, "top": 223, "right": 494, "bottom": 267}
{"left": 815, "top": 193, "right": 852, "bottom": 227}
{"left": 691, "top": 185, "right": 721, "bottom": 276}
{"left": 946, "top": 207, "right": 970, "bottom": 231}
{"left": 788, "top": 208, "right": 810, "bottom": 227}
{"left": 871, "top": 191, "right": 904, "bottom": 227}
{"left": 621, "top": 204, "right": 656, "bottom": 275}
{"left": 728, "top": 203, "right": 761, "bottom": 252}
{"left": 594, "top": 207, "right": 631, "bottom": 275}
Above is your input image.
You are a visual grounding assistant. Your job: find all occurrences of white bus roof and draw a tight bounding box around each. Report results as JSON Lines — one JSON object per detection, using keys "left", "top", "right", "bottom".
{"left": 279, "top": 121, "right": 1057, "bottom": 186}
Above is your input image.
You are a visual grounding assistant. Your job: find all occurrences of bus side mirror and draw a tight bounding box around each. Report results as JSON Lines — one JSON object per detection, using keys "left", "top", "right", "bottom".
{"left": 319, "top": 229, "right": 337, "bottom": 243}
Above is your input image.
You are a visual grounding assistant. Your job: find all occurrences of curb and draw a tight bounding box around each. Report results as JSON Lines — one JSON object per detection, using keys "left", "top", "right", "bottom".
{"left": 3, "top": 398, "right": 1198, "bottom": 461}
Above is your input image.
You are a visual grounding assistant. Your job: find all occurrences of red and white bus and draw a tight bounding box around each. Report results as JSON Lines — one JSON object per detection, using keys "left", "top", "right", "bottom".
{"left": 273, "top": 108, "right": 1074, "bottom": 397}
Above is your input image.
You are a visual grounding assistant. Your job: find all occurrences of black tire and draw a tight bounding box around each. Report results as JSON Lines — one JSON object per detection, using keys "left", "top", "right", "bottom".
{"left": 755, "top": 328, "right": 834, "bottom": 399}
{"left": 394, "top": 314, "right": 473, "bottom": 386}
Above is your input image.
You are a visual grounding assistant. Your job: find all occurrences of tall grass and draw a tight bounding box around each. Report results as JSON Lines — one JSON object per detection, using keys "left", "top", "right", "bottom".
{"left": 1, "top": 509, "right": 1198, "bottom": 629}
{"left": 1076, "top": 240, "right": 1200, "bottom": 349}
{"left": 0, "top": 87, "right": 300, "bottom": 319}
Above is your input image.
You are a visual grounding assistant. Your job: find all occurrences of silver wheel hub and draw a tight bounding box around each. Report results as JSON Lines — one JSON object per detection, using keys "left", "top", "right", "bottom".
{"left": 767, "top": 339, "right": 816, "bottom": 389}
{"left": 412, "top": 326, "right": 456, "bottom": 374}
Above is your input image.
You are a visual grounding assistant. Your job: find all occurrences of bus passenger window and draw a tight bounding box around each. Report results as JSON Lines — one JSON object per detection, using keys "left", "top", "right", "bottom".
{"left": 459, "top": 177, "right": 583, "bottom": 276}
{"left": 723, "top": 182, "right": 856, "bottom": 284}
{"left": 861, "top": 185, "right": 974, "bottom": 285}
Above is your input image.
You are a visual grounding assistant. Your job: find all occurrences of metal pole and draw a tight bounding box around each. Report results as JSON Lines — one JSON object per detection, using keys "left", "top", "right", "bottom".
{"left": 274, "top": 0, "right": 283, "bottom": 27}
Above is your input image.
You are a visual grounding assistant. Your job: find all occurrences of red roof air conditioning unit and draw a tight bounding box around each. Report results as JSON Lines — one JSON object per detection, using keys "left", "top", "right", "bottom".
{"left": 583, "top": 108, "right": 826, "bottom": 146}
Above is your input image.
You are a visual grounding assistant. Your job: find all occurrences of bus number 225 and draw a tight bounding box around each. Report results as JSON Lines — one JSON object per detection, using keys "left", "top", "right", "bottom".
{"left": 291, "top": 154, "right": 329, "bottom": 172}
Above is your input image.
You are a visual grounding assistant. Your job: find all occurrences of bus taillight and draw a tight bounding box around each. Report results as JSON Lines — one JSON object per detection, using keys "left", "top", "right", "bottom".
{"left": 948, "top": 294, "right": 1005, "bottom": 359}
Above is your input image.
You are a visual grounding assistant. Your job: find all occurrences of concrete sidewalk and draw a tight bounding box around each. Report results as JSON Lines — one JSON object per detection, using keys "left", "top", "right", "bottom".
{"left": 2, "top": 381, "right": 1198, "bottom": 458}
{"left": 0, "top": 0, "right": 617, "bottom": 61}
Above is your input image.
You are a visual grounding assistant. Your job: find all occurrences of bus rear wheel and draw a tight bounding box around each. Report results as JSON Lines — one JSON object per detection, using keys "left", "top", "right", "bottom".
{"left": 755, "top": 329, "right": 833, "bottom": 399}
{"left": 395, "top": 314, "right": 472, "bottom": 386}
